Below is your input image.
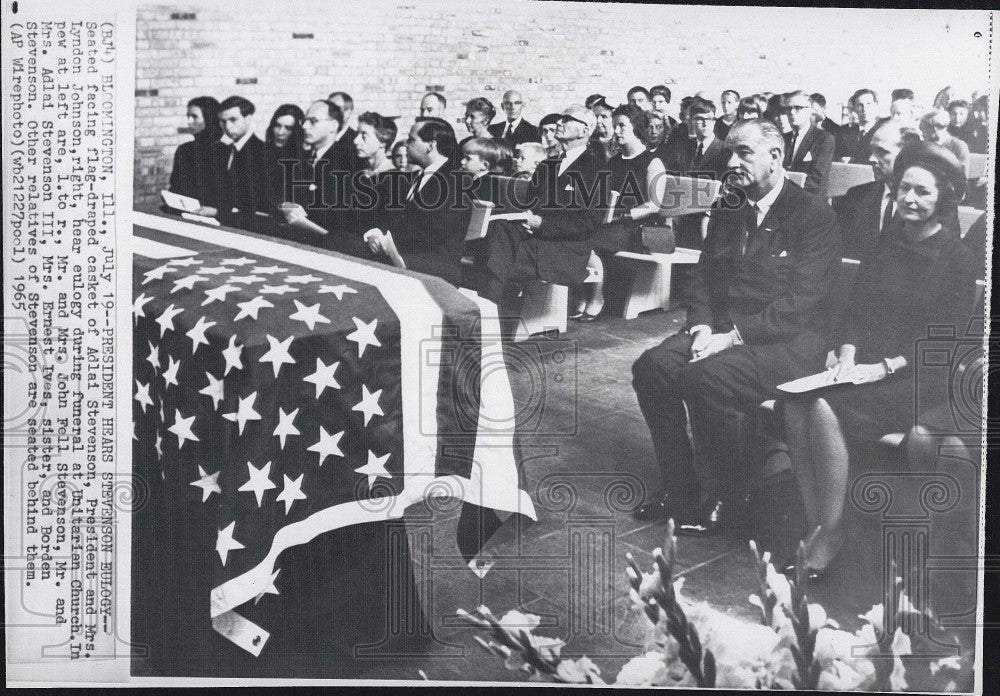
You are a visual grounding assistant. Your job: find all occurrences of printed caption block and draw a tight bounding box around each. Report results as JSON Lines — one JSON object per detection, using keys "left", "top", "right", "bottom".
{"left": 4, "top": 17, "right": 119, "bottom": 666}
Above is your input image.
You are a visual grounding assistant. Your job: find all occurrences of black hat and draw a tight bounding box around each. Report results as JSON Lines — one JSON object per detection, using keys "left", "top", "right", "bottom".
{"left": 893, "top": 142, "right": 967, "bottom": 203}
{"left": 539, "top": 112, "right": 562, "bottom": 128}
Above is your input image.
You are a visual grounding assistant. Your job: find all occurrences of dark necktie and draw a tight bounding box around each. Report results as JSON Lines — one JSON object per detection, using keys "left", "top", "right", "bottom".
{"left": 695, "top": 140, "right": 704, "bottom": 166}
{"left": 741, "top": 202, "right": 759, "bottom": 256}
{"left": 881, "top": 196, "right": 894, "bottom": 232}
{"left": 504, "top": 121, "right": 515, "bottom": 139}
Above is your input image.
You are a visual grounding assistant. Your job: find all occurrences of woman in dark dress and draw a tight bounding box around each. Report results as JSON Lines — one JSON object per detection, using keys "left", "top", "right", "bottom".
{"left": 782, "top": 143, "right": 978, "bottom": 575}
{"left": 573, "top": 104, "right": 666, "bottom": 320}
{"left": 168, "top": 96, "right": 221, "bottom": 205}
{"left": 263, "top": 104, "right": 305, "bottom": 235}
{"left": 350, "top": 111, "right": 402, "bottom": 251}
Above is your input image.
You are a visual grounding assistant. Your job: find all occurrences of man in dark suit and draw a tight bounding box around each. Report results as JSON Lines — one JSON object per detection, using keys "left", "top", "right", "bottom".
{"left": 279, "top": 99, "right": 368, "bottom": 258}
{"left": 809, "top": 93, "right": 841, "bottom": 138}
{"left": 667, "top": 97, "right": 729, "bottom": 247}
{"left": 328, "top": 91, "right": 364, "bottom": 170}
{"left": 479, "top": 105, "right": 608, "bottom": 336}
{"left": 836, "top": 88, "right": 881, "bottom": 163}
{"left": 632, "top": 118, "right": 841, "bottom": 534}
{"left": 833, "top": 122, "right": 904, "bottom": 259}
{"left": 364, "top": 117, "right": 469, "bottom": 285}
{"left": 209, "top": 95, "right": 271, "bottom": 232}
{"left": 783, "top": 90, "right": 835, "bottom": 198}
{"left": 488, "top": 90, "right": 540, "bottom": 146}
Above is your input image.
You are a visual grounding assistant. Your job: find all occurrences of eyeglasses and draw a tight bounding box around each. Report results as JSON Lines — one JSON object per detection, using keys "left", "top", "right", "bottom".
{"left": 559, "top": 116, "right": 587, "bottom": 127}
{"left": 690, "top": 116, "right": 714, "bottom": 124}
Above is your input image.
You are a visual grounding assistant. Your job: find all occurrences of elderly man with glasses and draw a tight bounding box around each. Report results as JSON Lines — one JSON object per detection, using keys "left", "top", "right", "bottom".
{"left": 489, "top": 89, "right": 540, "bottom": 146}
{"left": 477, "top": 105, "right": 609, "bottom": 339}
{"left": 783, "top": 90, "right": 835, "bottom": 197}
{"left": 920, "top": 108, "right": 970, "bottom": 174}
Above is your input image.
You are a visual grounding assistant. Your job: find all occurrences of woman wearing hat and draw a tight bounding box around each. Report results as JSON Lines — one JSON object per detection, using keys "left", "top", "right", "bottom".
{"left": 780, "top": 143, "right": 979, "bottom": 578}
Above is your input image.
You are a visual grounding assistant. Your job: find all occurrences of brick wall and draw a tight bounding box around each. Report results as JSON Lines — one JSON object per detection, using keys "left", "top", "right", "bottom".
{"left": 134, "top": 2, "right": 992, "bottom": 209}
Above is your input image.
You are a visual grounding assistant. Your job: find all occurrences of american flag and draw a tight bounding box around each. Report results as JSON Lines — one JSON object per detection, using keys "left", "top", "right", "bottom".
{"left": 132, "top": 214, "right": 535, "bottom": 656}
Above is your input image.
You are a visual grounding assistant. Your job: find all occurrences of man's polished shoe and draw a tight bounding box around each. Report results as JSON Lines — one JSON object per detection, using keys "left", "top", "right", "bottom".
{"left": 781, "top": 563, "right": 830, "bottom": 583}
{"left": 676, "top": 500, "right": 723, "bottom": 537}
{"left": 633, "top": 493, "right": 684, "bottom": 522}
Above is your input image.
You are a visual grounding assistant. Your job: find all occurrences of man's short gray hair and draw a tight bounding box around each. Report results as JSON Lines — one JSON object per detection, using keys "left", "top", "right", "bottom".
{"left": 727, "top": 118, "right": 785, "bottom": 158}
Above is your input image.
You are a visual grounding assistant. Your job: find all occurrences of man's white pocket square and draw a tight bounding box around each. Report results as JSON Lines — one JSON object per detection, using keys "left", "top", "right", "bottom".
{"left": 778, "top": 250, "right": 788, "bottom": 257}
{"left": 803, "top": 152, "right": 813, "bottom": 162}
{"left": 564, "top": 184, "right": 575, "bottom": 191}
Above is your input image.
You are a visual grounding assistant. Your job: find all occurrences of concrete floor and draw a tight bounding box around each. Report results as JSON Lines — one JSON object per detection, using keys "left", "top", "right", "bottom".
{"left": 352, "top": 307, "right": 981, "bottom": 684}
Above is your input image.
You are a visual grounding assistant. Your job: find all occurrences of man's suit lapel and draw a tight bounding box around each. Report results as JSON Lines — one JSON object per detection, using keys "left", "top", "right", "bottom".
{"left": 746, "top": 183, "right": 790, "bottom": 258}
{"left": 792, "top": 126, "right": 817, "bottom": 167}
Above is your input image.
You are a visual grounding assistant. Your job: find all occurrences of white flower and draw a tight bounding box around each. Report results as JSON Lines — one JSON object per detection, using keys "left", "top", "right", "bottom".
{"left": 929, "top": 655, "right": 963, "bottom": 675}
{"left": 765, "top": 563, "right": 793, "bottom": 610}
{"left": 818, "top": 658, "right": 877, "bottom": 691}
{"left": 859, "top": 603, "right": 884, "bottom": 629}
{"left": 555, "top": 656, "right": 602, "bottom": 683}
{"left": 498, "top": 609, "right": 542, "bottom": 634}
{"left": 889, "top": 627, "right": 912, "bottom": 691}
{"left": 616, "top": 652, "right": 669, "bottom": 685}
{"left": 806, "top": 602, "right": 830, "bottom": 630}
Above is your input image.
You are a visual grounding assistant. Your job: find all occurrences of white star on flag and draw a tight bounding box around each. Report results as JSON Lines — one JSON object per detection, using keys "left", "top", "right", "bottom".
{"left": 254, "top": 568, "right": 282, "bottom": 604}
{"left": 352, "top": 384, "right": 384, "bottom": 425}
{"left": 199, "top": 266, "right": 231, "bottom": 275}
{"left": 234, "top": 295, "right": 274, "bottom": 321}
{"left": 134, "top": 379, "right": 153, "bottom": 413}
{"left": 318, "top": 284, "right": 358, "bottom": 300}
{"left": 199, "top": 371, "right": 226, "bottom": 410}
{"left": 142, "top": 263, "right": 178, "bottom": 285}
{"left": 223, "top": 391, "right": 262, "bottom": 434}
{"left": 273, "top": 407, "right": 300, "bottom": 449}
{"left": 133, "top": 293, "right": 154, "bottom": 321}
{"left": 253, "top": 265, "right": 289, "bottom": 275}
{"left": 168, "top": 409, "right": 200, "bottom": 449}
{"left": 275, "top": 473, "right": 307, "bottom": 514}
{"left": 238, "top": 460, "right": 276, "bottom": 507}
{"left": 259, "top": 284, "right": 297, "bottom": 295}
{"left": 186, "top": 315, "right": 217, "bottom": 354}
{"left": 146, "top": 341, "right": 161, "bottom": 372}
{"left": 303, "top": 358, "right": 341, "bottom": 397}
{"left": 216, "top": 521, "right": 245, "bottom": 565}
{"left": 191, "top": 466, "right": 222, "bottom": 502}
{"left": 347, "top": 317, "right": 381, "bottom": 357}
{"left": 356, "top": 450, "right": 392, "bottom": 488}
{"left": 155, "top": 432, "right": 163, "bottom": 458}
{"left": 202, "top": 284, "right": 240, "bottom": 306}
{"left": 285, "top": 274, "right": 322, "bottom": 284}
{"left": 156, "top": 303, "right": 184, "bottom": 337}
{"left": 259, "top": 335, "right": 296, "bottom": 377}
{"left": 222, "top": 335, "right": 244, "bottom": 375}
{"left": 307, "top": 426, "right": 344, "bottom": 466}
{"left": 221, "top": 257, "right": 256, "bottom": 266}
{"left": 171, "top": 274, "right": 209, "bottom": 293}
{"left": 162, "top": 355, "right": 181, "bottom": 389}
{"left": 229, "top": 274, "right": 266, "bottom": 285}
{"left": 289, "top": 300, "right": 330, "bottom": 331}
{"left": 167, "top": 257, "right": 202, "bottom": 267}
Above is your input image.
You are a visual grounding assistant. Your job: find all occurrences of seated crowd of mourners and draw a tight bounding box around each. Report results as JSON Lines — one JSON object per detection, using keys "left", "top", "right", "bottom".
{"left": 167, "top": 83, "right": 989, "bottom": 576}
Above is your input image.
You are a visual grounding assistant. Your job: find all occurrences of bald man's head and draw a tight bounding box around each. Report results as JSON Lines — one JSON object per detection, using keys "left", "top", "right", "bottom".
{"left": 501, "top": 90, "right": 525, "bottom": 121}
{"left": 869, "top": 122, "right": 905, "bottom": 181}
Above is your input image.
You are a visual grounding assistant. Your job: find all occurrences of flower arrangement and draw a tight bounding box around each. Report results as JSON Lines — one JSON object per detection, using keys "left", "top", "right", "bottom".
{"left": 458, "top": 520, "right": 970, "bottom": 689}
